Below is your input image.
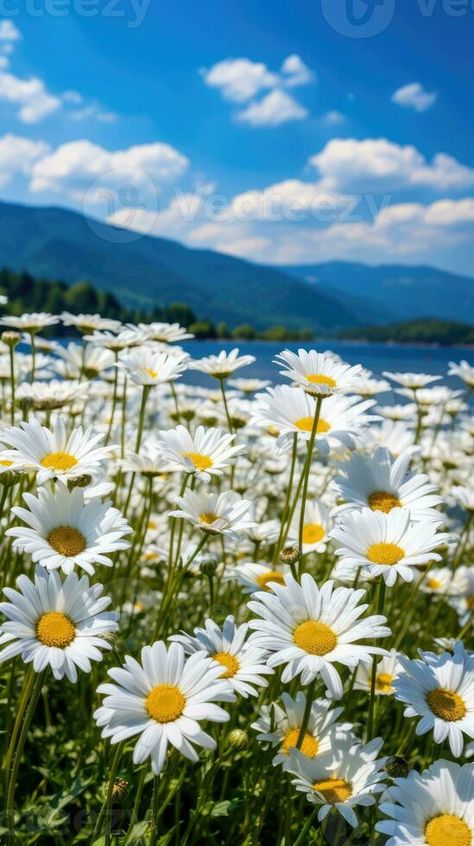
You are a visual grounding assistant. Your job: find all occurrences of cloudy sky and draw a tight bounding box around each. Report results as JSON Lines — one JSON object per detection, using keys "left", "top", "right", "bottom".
{"left": 0, "top": 1, "right": 473, "bottom": 274}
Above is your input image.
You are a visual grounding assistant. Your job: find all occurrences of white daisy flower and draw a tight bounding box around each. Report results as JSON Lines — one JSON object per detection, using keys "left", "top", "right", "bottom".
{"left": 377, "top": 759, "right": 474, "bottom": 846}
{"left": 247, "top": 574, "right": 390, "bottom": 699}
{"left": 394, "top": 642, "right": 474, "bottom": 758}
{"left": 448, "top": 566, "right": 474, "bottom": 626}
{"left": 383, "top": 371, "right": 442, "bottom": 389}
{"left": 355, "top": 649, "right": 403, "bottom": 696}
{"left": 15, "top": 380, "right": 86, "bottom": 412}
{"left": 275, "top": 348, "right": 364, "bottom": 397}
{"left": 156, "top": 424, "right": 245, "bottom": 481}
{"left": 135, "top": 322, "right": 194, "bottom": 344}
{"left": 251, "top": 691, "right": 351, "bottom": 769}
{"left": 448, "top": 359, "right": 474, "bottom": 388}
{"left": 94, "top": 641, "right": 235, "bottom": 775}
{"left": 54, "top": 342, "right": 115, "bottom": 379}
{"left": 170, "top": 489, "right": 255, "bottom": 539}
{"left": 224, "top": 562, "right": 289, "bottom": 594}
{"left": 84, "top": 327, "right": 145, "bottom": 351}
{"left": 189, "top": 348, "right": 255, "bottom": 379}
{"left": 6, "top": 482, "right": 132, "bottom": 575}
{"left": 289, "top": 500, "right": 331, "bottom": 554}
{"left": 117, "top": 347, "right": 189, "bottom": 386}
{"left": 0, "top": 566, "right": 118, "bottom": 681}
{"left": 0, "top": 417, "right": 114, "bottom": 484}
{"left": 332, "top": 447, "right": 443, "bottom": 522}
{"left": 420, "top": 567, "right": 457, "bottom": 597}
{"left": 288, "top": 735, "right": 387, "bottom": 828}
{"left": 61, "top": 312, "right": 122, "bottom": 333}
{"left": 169, "top": 616, "right": 272, "bottom": 698}
{"left": 330, "top": 508, "right": 450, "bottom": 587}
{"left": 451, "top": 485, "right": 474, "bottom": 513}
{"left": 0, "top": 312, "right": 59, "bottom": 332}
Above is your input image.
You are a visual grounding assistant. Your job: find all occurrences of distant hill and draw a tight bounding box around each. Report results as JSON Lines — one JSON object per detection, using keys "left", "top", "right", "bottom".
{"left": 339, "top": 318, "right": 474, "bottom": 346}
{"left": 0, "top": 201, "right": 358, "bottom": 332}
{"left": 280, "top": 261, "right": 474, "bottom": 326}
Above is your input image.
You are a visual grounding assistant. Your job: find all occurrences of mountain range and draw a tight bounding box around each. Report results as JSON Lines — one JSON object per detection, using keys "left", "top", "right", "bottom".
{"left": 0, "top": 199, "right": 471, "bottom": 330}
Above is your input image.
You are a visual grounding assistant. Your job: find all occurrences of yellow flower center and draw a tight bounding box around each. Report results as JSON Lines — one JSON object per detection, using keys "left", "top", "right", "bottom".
{"left": 367, "top": 542, "right": 405, "bottom": 566}
{"left": 145, "top": 368, "right": 158, "bottom": 379}
{"left": 41, "top": 452, "right": 78, "bottom": 471}
{"left": 293, "top": 620, "right": 337, "bottom": 655}
{"left": 199, "top": 512, "right": 219, "bottom": 525}
{"left": 307, "top": 374, "right": 337, "bottom": 388}
{"left": 256, "top": 570, "right": 286, "bottom": 590}
{"left": 295, "top": 417, "right": 331, "bottom": 433}
{"left": 426, "top": 688, "right": 466, "bottom": 722}
{"left": 427, "top": 577, "right": 442, "bottom": 590}
{"left": 282, "top": 729, "right": 319, "bottom": 758}
{"left": 302, "top": 523, "right": 325, "bottom": 545}
{"left": 36, "top": 611, "right": 76, "bottom": 647}
{"left": 376, "top": 672, "right": 394, "bottom": 693}
{"left": 145, "top": 684, "right": 186, "bottom": 723}
{"left": 213, "top": 652, "right": 240, "bottom": 678}
{"left": 0, "top": 459, "right": 13, "bottom": 466}
{"left": 425, "top": 814, "right": 471, "bottom": 846}
{"left": 47, "top": 526, "right": 87, "bottom": 557}
{"left": 312, "top": 778, "right": 352, "bottom": 804}
{"left": 183, "top": 452, "right": 213, "bottom": 471}
{"left": 368, "top": 491, "right": 401, "bottom": 513}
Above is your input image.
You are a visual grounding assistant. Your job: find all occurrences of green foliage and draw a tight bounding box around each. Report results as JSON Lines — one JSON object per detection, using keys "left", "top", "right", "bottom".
{"left": 340, "top": 318, "right": 474, "bottom": 346}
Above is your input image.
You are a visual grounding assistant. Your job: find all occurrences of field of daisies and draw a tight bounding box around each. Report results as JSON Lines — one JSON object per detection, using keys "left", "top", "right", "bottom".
{"left": 0, "top": 310, "right": 472, "bottom": 846}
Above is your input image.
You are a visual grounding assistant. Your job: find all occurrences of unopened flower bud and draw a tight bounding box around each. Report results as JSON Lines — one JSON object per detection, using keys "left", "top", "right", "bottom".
{"left": 385, "top": 756, "right": 409, "bottom": 779}
{"left": 227, "top": 729, "right": 248, "bottom": 749}
{"left": 67, "top": 474, "right": 92, "bottom": 489}
{"left": 200, "top": 558, "right": 218, "bottom": 577}
{"left": 279, "top": 546, "right": 301, "bottom": 568}
{"left": 1, "top": 331, "right": 20, "bottom": 348}
{"left": 0, "top": 468, "right": 19, "bottom": 488}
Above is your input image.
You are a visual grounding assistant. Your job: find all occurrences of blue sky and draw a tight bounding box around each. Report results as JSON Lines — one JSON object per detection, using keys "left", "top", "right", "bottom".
{"left": 0, "top": 0, "right": 473, "bottom": 274}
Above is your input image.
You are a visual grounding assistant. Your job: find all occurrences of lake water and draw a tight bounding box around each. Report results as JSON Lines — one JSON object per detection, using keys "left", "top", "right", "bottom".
{"left": 181, "top": 339, "right": 472, "bottom": 387}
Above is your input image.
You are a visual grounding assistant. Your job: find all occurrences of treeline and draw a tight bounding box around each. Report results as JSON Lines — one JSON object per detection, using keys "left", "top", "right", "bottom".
{"left": 340, "top": 318, "right": 474, "bottom": 346}
{"left": 0, "top": 268, "right": 313, "bottom": 341}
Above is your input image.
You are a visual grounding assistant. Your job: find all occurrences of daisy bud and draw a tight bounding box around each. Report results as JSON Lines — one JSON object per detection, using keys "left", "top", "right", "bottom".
{"left": 111, "top": 778, "right": 129, "bottom": 800}
{"left": 200, "top": 558, "right": 219, "bottom": 577}
{"left": 385, "top": 756, "right": 409, "bottom": 779}
{"left": 228, "top": 729, "right": 249, "bottom": 749}
{"left": 1, "top": 331, "right": 20, "bottom": 348}
{"left": 67, "top": 474, "right": 93, "bottom": 489}
{"left": 0, "top": 469, "right": 19, "bottom": 488}
{"left": 279, "top": 546, "right": 301, "bottom": 568}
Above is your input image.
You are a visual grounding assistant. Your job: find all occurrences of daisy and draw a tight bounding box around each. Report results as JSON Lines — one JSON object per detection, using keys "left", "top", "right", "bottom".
{"left": 451, "top": 485, "right": 474, "bottom": 513}
{"left": 94, "top": 641, "right": 235, "bottom": 775}
{"left": 61, "top": 313, "right": 122, "bottom": 334}
{"left": 189, "top": 348, "right": 255, "bottom": 379}
{"left": 224, "top": 562, "right": 289, "bottom": 594}
{"left": 6, "top": 483, "right": 132, "bottom": 575}
{"left": 355, "top": 649, "right": 402, "bottom": 696}
{"left": 170, "top": 489, "right": 255, "bottom": 539}
{"left": 247, "top": 574, "right": 390, "bottom": 699}
{"left": 275, "top": 349, "right": 364, "bottom": 397}
{"left": 332, "top": 447, "right": 443, "bottom": 522}
{"left": 288, "top": 735, "right": 387, "bottom": 828}
{"left": 54, "top": 343, "right": 115, "bottom": 379}
{"left": 228, "top": 378, "right": 271, "bottom": 394}
{"left": 0, "top": 418, "right": 114, "bottom": 484}
{"left": 156, "top": 424, "right": 245, "bottom": 481}
{"left": 449, "top": 359, "right": 474, "bottom": 389}
{"left": 419, "top": 567, "right": 457, "bottom": 598}
{"left": 252, "top": 691, "right": 351, "bottom": 769}
{"left": 448, "top": 566, "right": 474, "bottom": 626}
{"left": 0, "top": 312, "right": 59, "bottom": 332}
{"left": 117, "top": 347, "right": 189, "bottom": 386}
{"left": 383, "top": 371, "right": 442, "bottom": 389}
{"left": 289, "top": 500, "right": 331, "bottom": 554}
{"left": 376, "top": 759, "right": 474, "bottom": 846}
{"left": 15, "top": 380, "right": 85, "bottom": 412}
{"left": 169, "top": 616, "right": 272, "bottom": 698}
{"left": 0, "top": 566, "right": 118, "bottom": 681}
{"left": 136, "top": 322, "right": 194, "bottom": 344}
{"left": 394, "top": 642, "right": 474, "bottom": 758}
{"left": 84, "top": 327, "right": 145, "bottom": 351}
{"left": 330, "top": 508, "right": 450, "bottom": 587}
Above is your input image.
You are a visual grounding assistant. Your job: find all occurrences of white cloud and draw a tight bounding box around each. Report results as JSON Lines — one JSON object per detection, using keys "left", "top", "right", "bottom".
{"left": 201, "top": 54, "right": 313, "bottom": 127}
{"left": 68, "top": 104, "right": 118, "bottom": 123}
{"left": 321, "top": 110, "right": 346, "bottom": 126}
{"left": 280, "top": 54, "right": 314, "bottom": 87}
{"left": 0, "top": 70, "right": 61, "bottom": 123}
{"left": 201, "top": 58, "right": 279, "bottom": 103}
{"left": 0, "top": 21, "right": 21, "bottom": 42}
{"left": 392, "top": 82, "right": 437, "bottom": 112}
{"left": 238, "top": 89, "right": 308, "bottom": 127}
{"left": 30, "top": 139, "right": 190, "bottom": 200}
{"left": 0, "top": 133, "right": 50, "bottom": 186}
{"left": 309, "top": 138, "right": 474, "bottom": 192}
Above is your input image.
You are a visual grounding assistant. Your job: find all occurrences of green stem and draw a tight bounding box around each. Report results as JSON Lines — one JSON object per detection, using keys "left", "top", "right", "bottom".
{"left": 219, "top": 378, "right": 234, "bottom": 434}
{"left": 367, "top": 580, "right": 386, "bottom": 741}
{"left": 297, "top": 678, "right": 316, "bottom": 748}
{"left": 292, "top": 806, "right": 319, "bottom": 846}
{"left": 91, "top": 742, "right": 124, "bottom": 845}
{"left": 8, "top": 345, "right": 15, "bottom": 426}
{"left": 298, "top": 397, "right": 323, "bottom": 566}
{"left": 136, "top": 385, "right": 151, "bottom": 453}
